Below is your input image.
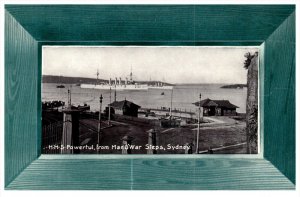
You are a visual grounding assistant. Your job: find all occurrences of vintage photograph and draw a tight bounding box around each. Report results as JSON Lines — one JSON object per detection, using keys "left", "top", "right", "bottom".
{"left": 42, "top": 46, "right": 258, "bottom": 154}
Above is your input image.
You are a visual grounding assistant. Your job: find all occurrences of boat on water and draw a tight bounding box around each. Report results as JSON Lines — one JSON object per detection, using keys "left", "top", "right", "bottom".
{"left": 80, "top": 69, "right": 173, "bottom": 91}
{"left": 81, "top": 83, "right": 149, "bottom": 91}
{"left": 80, "top": 69, "right": 149, "bottom": 91}
{"left": 56, "top": 84, "right": 65, "bottom": 88}
{"left": 56, "top": 76, "right": 65, "bottom": 88}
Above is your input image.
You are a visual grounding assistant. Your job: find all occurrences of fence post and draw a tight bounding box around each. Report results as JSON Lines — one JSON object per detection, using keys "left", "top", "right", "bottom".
{"left": 121, "top": 135, "right": 134, "bottom": 154}
{"left": 61, "top": 109, "right": 80, "bottom": 154}
{"left": 184, "top": 143, "right": 194, "bottom": 154}
{"left": 208, "top": 146, "right": 214, "bottom": 154}
{"left": 146, "top": 129, "right": 158, "bottom": 154}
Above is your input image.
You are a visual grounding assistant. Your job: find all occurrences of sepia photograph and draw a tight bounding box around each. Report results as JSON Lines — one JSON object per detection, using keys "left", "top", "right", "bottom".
{"left": 42, "top": 46, "right": 259, "bottom": 154}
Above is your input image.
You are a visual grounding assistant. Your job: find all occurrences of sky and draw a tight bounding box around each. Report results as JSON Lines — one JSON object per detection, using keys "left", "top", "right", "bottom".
{"left": 42, "top": 46, "right": 258, "bottom": 84}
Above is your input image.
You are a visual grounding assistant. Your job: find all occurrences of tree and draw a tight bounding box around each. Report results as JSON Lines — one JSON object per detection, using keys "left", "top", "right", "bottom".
{"left": 244, "top": 52, "right": 258, "bottom": 154}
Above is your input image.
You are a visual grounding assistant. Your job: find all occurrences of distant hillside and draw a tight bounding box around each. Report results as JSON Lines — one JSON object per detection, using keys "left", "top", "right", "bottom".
{"left": 42, "top": 75, "right": 172, "bottom": 85}
{"left": 220, "top": 84, "right": 247, "bottom": 89}
{"left": 42, "top": 75, "right": 107, "bottom": 84}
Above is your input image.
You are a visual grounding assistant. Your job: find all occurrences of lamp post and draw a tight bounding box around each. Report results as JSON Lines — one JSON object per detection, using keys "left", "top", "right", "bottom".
{"left": 196, "top": 93, "right": 201, "bottom": 154}
{"left": 67, "top": 88, "right": 71, "bottom": 108}
{"left": 170, "top": 88, "right": 173, "bottom": 117}
{"left": 108, "top": 87, "right": 111, "bottom": 125}
{"left": 97, "top": 94, "right": 103, "bottom": 154}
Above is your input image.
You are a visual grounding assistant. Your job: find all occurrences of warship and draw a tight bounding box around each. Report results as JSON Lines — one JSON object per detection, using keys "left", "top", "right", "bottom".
{"left": 80, "top": 68, "right": 173, "bottom": 91}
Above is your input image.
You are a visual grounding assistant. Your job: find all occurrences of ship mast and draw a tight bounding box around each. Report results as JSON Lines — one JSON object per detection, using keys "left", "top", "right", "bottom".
{"left": 130, "top": 65, "right": 133, "bottom": 83}
{"left": 96, "top": 69, "right": 99, "bottom": 85}
{"left": 170, "top": 88, "right": 173, "bottom": 117}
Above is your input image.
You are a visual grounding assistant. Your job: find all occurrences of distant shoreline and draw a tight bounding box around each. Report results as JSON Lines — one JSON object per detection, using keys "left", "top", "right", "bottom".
{"left": 42, "top": 75, "right": 173, "bottom": 86}
{"left": 220, "top": 84, "right": 247, "bottom": 89}
{"left": 42, "top": 75, "right": 245, "bottom": 86}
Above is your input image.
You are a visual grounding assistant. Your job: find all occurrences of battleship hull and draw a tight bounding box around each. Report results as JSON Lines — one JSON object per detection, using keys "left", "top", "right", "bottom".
{"left": 148, "top": 86, "right": 173, "bottom": 90}
{"left": 80, "top": 84, "right": 148, "bottom": 91}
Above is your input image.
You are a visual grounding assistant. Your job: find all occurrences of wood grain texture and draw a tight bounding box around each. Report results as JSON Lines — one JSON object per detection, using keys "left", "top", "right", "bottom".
{"left": 5, "top": 5, "right": 295, "bottom": 42}
{"left": 264, "top": 12, "right": 295, "bottom": 184}
{"left": 40, "top": 41, "right": 263, "bottom": 46}
{"left": 5, "top": 11, "right": 39, "bottom": 187}
{"left": 6, "top": 157, "right": 294, "bottom": 190}
{"left": 4, "top": 5, "right": 296, "bottom": 189}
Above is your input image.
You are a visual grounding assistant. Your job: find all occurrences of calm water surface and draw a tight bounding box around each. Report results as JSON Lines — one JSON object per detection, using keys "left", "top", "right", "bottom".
{"left": 42, "top": 83, "right": 247, "bottom": 113}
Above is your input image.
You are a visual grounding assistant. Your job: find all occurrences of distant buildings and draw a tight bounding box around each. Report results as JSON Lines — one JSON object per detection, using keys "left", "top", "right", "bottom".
{"left": 109, "top": 100, "right": 141, "bottom": 117}
{"left": 193, "top": 98, "right": 239, "bottom": 116}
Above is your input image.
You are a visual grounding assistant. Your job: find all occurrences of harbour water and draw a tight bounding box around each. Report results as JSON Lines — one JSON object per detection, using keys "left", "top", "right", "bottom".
{"left": 42, "top": 83, "right": 247, "bottom": 113}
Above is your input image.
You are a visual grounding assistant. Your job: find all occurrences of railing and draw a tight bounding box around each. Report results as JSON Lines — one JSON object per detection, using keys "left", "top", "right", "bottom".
{"left": 42, "top": 121, "right": 63, "bottom": 154}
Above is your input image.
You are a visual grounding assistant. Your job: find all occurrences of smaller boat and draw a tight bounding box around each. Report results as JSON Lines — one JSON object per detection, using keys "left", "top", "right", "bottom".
{"left": 161, "top": 92, "right": 164, "bottom": 95}
{"left": 56, "top": 84, "right": 65, "bottom": 88}
{"left": 56, "top": 76, "right": 65, "bottom": 88}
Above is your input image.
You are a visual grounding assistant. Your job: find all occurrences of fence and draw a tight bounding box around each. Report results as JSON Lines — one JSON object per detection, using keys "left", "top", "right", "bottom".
{"left": 42, "top": 121, "right": 63, "bottom": 154}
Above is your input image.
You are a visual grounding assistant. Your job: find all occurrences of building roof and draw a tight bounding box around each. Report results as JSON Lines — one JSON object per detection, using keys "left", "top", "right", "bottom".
{"left": 193, "top": 98, "right": 239, "bottom": 109}
{"left": 110, "top": 100, "right": 141, "bottom": 109}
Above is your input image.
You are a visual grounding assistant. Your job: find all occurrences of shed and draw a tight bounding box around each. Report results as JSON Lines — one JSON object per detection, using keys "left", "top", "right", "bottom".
{"left": 193, "top": 98, "right": 239, "bottom": 116}
{"left": 109, "top": 100, "right": 141, "bottom": 117}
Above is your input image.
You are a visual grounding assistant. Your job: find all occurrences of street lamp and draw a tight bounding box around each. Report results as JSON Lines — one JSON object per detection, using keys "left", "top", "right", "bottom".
{"left": 97, "top": 94, "right": 103, "bottom": 154}
{"left": 196, "top": 93, "right": 201, "bottom": 154}
{"left": 108, "top": 87, "right": 111, "bottom": 125}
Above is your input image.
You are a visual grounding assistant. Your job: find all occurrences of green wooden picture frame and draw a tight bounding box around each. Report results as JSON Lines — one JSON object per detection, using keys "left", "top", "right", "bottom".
{"left": 5, "top": 5, "right": 295, "bottom": 190}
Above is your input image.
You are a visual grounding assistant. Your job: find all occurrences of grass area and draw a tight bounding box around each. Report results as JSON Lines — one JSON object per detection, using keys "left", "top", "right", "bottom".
{"left": 43, "top": 111, "right": 247, "bottom": 154}
{"left": 77, "top": 116, "right": 246, "bottom": 154}
{"left": 158, "top": 122, "right": 246, "bottom": 154}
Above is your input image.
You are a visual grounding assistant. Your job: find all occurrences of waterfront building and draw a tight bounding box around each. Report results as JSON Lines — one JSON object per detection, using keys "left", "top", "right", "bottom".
{"left": 109, "top": 100, "right": 141, "bottom": 117}
{"left": 193, "top": 98, "right": 239, "bottom": 116}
